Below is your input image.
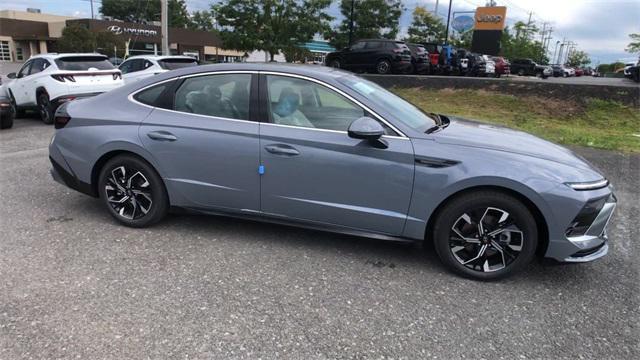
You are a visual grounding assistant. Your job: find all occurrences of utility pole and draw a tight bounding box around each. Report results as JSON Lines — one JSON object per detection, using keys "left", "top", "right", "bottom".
{"left": 434, "top": 0, "right": 439, "bottom": 16}
{"left": 161, "top": 0, "right": 169, "bottom": 55}
{"left": 552, "top": 40, "right": 560, "bottom": 64}
{"left": 444, "top": 0, "right": 453, "bottom": 45}
{"left": 526, "top": 11, "right": 533, "bottom": 40}
{"left": 348, "top": 0, "right": 355, "bottom": 46}
{"left": 90, "top": 0, "right": 94, "bottom": 19}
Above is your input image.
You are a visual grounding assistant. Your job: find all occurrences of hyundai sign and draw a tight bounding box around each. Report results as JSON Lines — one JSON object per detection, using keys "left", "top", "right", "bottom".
{"left": 107, "top": 25, "right": 157, "bottom": 37}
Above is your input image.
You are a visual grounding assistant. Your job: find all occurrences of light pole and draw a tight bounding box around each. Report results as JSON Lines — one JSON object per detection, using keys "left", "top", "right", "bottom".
{"left": 161, "top": 0, "right": 169, "bottom": 55}
{"left": 444, "top": 0, "right": 453, "bottom": 45}
{"left": 348, "top": 0, "right": 355, "bottom": 46}
{"left": 552, "top": 40, "right": 560, "bottom": 64}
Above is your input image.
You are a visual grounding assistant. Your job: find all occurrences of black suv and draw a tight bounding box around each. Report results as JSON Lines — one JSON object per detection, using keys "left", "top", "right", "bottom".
{"left": 325, "top": 39, "right": 412, "bottom": 74}
{"left": 511, "top": 58, "right": 550, "bottom": 78}
{"left": 406, "top": 43, "right": 430, "bottom": 74}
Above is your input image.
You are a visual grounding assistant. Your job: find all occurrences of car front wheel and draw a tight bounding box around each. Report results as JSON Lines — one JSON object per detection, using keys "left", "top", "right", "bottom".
{"left": 98, "top": 155, "right": 169, "bottom": 228}
{"left": 376, "top": 59, "right": 392, "bottom": 74}
{"left": 37, "top": 92, "right": 54, "bottom": 124}
{"left": 432, "top": 190, "right": 538, "bottom": 280}
{"left": 329, "top": 60, "right": 341, "bottom": 69}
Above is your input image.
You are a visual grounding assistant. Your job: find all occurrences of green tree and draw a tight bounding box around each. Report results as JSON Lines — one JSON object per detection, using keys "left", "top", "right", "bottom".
{"left": 57, "top": 23, "right": 96, "bottom": 53}
{"left": 282, "top": 46, "right": 313, "bottom": 63}
{"left": 189, "top": 10, "right": 216, "bottom": 31}
{"left": 406, "top": 6, "right": 445, "bottom": 43}
{"left": 100, "top": 0, "right": 191, "bottom": 28}
{"left": 566, "top": 50, "right": 591, "bottom": 67}
{"left": 451, "top": 30, "right": 473, "bottom": 49}
{"left": 213, "top": 0, "right": 332, "bottom": 61}
{"left": 326, "top": 0, "right": 403, "bottom": 49}
{"left": 57, "top": 24, "right": 126, "bottom": 58}
{"left": 626, "top": 33, "right": 640, "bottom": 54}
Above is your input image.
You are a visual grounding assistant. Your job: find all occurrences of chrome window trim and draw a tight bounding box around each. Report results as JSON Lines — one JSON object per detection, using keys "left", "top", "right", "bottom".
{"left": 259, "top": 71, "right": 407, "bottom": 138}
{"left": 127, "top": 70, "right": 408, "bottom": 139}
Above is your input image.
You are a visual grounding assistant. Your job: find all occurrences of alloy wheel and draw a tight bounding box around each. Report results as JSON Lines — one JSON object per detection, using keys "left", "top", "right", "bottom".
{"left": 38, "top": 94, "right": 51, "bottom": 123}
{"left": 104, "top": 165, "right": 153, "bottom": 220}
{"left": 448, "top": 207, "right": 524, "bottom": 273}
{"left": 377, "top": 61, "right": 390, "bottom": 74}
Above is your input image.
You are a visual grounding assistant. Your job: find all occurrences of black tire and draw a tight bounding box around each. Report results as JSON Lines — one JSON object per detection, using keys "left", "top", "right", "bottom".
{"left": 329, "top": 59, "right": 341, "bottom": 69}
{"left": 375, "top": 59, "right": 392, "bottom": 74}
{"left": 432, "top": 190, "right": 538, "bottom": 280}
{"left": 98, "top": 154, "right": 169, "bottom": 228}
{"left": 8, "top": 92, "right": 25, "bottom": 118}
{"left": 0, "top": 107, "right": 14, "bottom": 129}
{"left": 517, "top": 69, "right": 525, "bottom": 76}
{"left": 37, "top": 92, "right": 54, "bottom": 124}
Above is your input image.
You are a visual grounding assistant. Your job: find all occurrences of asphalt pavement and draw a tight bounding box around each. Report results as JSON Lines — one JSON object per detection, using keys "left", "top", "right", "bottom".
{"left": 1, "top": 118, "right": 638, "bottom": 359}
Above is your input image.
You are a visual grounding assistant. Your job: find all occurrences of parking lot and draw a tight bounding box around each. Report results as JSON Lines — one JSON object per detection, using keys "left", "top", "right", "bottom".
{"left": 0, "top": 117, "right": 638, "bottom": 358}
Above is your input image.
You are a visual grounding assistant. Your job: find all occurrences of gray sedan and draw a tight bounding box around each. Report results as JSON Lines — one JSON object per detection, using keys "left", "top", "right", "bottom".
{"left": 48, "top": 63, "right": 616, "bottom": 280}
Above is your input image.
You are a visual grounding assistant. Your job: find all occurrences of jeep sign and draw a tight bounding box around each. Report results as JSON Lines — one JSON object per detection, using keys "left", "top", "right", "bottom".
{"left": 107, "top": 25, "right": 157, "bottom": 37}
{"left": 473, "top": 6, "right": 507, "bottom": 31}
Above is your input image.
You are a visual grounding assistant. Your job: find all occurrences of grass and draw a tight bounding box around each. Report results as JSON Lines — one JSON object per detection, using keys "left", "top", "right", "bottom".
{"left": 392, "top": 87, "right": 640, "bottom": 153}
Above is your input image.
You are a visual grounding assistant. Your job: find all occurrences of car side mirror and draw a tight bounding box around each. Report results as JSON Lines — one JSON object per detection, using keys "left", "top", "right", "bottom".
{"left": 348, "top": 117, "right": 388, "bottom": 149}
{"left": 7, "top": 72, "right": 16, "bottom": 79}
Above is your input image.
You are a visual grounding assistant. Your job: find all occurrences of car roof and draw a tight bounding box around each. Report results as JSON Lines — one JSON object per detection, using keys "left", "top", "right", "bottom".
{"left": 29, "top": 53, "right": 108, "bottom": 60}
{"left": 124, "top": 55, "right": 197, "bottom": 61}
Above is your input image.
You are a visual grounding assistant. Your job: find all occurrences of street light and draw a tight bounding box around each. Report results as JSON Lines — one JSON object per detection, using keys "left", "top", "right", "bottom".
{"left": 444, "top": 0, "right": 453, "bottom": 45}
{"left": 348, "top": 0, "right": 355, "bottom": 46}
{"left": 552, "top": 40, "right": 560, "bottom": 64}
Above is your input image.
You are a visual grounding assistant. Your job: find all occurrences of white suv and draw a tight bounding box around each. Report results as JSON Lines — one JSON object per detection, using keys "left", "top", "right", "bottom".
{"left": 6, "top": 53, "right": 123, "bottom": 124}
{"left": 118, "top": 55, "right": 198, "bottom": 84}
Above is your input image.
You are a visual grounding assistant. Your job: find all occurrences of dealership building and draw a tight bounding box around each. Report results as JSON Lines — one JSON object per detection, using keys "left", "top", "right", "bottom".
{"left": 0, "top": 9, "right": 246, "bottom": 63}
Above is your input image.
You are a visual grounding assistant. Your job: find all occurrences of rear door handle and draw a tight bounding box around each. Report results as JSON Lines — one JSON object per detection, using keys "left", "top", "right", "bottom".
{"left": 147, "top": 131, "right": 177, "bottom": 142}
{"left": 264, "top": 144, "right": 300, "bottom": 156}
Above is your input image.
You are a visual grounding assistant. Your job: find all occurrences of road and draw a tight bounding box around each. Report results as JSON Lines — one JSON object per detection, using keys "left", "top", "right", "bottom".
{"left": 1, "top": 118, "right": 638, "bottom": 359}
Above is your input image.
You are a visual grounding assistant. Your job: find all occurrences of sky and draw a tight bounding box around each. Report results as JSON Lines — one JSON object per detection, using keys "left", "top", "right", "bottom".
{"left": 1, "top": 0, "right": 638, "bottom": 64}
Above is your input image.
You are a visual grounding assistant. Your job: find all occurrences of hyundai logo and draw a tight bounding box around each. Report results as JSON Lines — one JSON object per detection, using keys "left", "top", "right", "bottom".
{"left": 107, "top": 25, "right": 122, "bottom": 35}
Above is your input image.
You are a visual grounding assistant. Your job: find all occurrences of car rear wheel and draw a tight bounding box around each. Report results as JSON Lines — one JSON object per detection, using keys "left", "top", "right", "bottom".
{"left": 98, "top": 155, "right": 169, "bottom": 228}
{"left": 517, "top": 69, "right": 525, "bottom": 76}
{"left": 432, "top": 190, "right": 538, "bottom": 280}
{"left": 376, "top": 59, "right": 392, "bottom": 74}
{"left": 37, "top": 92, "right": 54, "bottom": 124}
{"left": 0, "top": 107, "right": 14, "bottom": 129}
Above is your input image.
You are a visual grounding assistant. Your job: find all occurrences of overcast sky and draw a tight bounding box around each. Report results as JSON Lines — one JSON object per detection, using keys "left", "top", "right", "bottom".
{"left": 2, "top": 0, "right": 638, "bottom": 64}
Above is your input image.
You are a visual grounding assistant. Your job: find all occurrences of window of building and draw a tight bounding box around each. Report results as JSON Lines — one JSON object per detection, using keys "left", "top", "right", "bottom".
{"left": 16, "top": 47, "right": 23, "bottom": 61}
{"left": 0, "top": 41, "right": 10, "bottom": 61}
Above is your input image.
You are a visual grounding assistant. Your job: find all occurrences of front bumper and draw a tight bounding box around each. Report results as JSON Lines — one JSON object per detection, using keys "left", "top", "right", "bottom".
{"left": 548, "top": 193, "right": 617, "bottom": 263}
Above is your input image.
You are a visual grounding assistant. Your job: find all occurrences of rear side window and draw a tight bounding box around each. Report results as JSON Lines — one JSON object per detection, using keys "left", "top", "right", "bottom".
{"left": 174, "top": 74, "right": 251, "bottom": 120}
{"left": 55, "top": 56, "right": 115, "bottom": 71}
{"left": 158, "top": 58, "right": 198, "bottom": 70}
{"left": 134, "top": 83, "right": 171, "bottom": 107}
{"left": 365, "top": 41, "right": 382, "bottom": 49}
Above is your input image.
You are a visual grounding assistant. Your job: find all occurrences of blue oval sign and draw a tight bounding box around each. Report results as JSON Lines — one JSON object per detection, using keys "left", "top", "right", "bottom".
{"left": 452, "top": 15, "right": 474, "bottom": 33}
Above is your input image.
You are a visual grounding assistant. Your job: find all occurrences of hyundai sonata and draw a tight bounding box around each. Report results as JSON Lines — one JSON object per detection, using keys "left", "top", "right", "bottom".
{"left": 49, "top": 64, "right": 616, "bottom": 280}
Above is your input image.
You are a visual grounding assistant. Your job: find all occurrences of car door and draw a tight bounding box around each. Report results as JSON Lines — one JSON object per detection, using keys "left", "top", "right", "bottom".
{"left": 25, "top": 58, "right": 51, "bottom": 103}
{"left": 11, "top": 60, "right": 33, "bottom": 105}
{"left": 139, "top": 72, "right": 260, "bottom": 212}
{"left": 120, "top": 59, "right": 147, "bottom": 84}
{"left": 343, "top": 41, "right": 366, "bottom": 69}
{"left": 258, "top": 73, "right": 415, "bottom": 235}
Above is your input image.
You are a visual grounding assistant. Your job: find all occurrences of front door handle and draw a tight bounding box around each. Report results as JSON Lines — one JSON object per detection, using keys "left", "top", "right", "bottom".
{"left": 147, "top": 131, "right": 177, "bottom": 142}
{"left": 264, "top": 144, "right": 300, "bottom": 156}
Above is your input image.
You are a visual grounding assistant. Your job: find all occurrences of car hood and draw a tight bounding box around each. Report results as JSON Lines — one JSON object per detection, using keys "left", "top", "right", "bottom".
{"left": 430, "top": 117, "right": 602, "bottom": 174}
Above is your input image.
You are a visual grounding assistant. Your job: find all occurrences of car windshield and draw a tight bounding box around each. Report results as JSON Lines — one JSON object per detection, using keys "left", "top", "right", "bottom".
{"left": 54, "top": 56, "right": 115, "bottom": 71}
{"left": 158, "top": 58, "right": 198, "bottom": 70}
{"left": 337, "top": 75, "right": 437, "bottom": 132}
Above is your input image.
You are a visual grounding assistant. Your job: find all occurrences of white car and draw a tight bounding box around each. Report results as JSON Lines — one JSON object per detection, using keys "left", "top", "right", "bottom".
{"left": 563, "top": 67, "right": 575, "bottom": 77}
{"left": 623, "top": 60, "right": 638, "bottom": 79}
{"left": 6, "top": 53, "right": 123, "bottom": 124}
{"left": 482, "top": 55, "right": 496, "bottom": 77}
{"left": 118, "top": 55, "right": 198, "bottom": 84}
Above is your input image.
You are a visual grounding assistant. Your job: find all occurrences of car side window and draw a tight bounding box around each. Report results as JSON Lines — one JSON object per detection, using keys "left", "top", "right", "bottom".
{"left": 350, "top": 41, "right": 365, "bottom": 51}
{"left": 365, "top": 41, "right": 382, "bottom": 49}
{"left": 29, "top": 59, "right": 50, "bottom": 75}
{"left": 174, "top": 74, "right": 251, "bottom": 121}
{"left": 119, "top": 60, "right": 132, "bottom": 74}
{"left": 144, "top": 60, "right": 154, "bottom": 69}
{"left": 266, "top": 75, "right": 393, "bottom": 134}
{"left": 17, "top": 61, "right": 32, "bottom": 78}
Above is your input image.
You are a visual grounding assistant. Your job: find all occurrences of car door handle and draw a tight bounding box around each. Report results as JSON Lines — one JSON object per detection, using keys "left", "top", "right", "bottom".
{"left": 264, "top": 144, "right": 300, "bottom": 156}
{"left": 147, "top": 131, "right": 177, "bottom": 141}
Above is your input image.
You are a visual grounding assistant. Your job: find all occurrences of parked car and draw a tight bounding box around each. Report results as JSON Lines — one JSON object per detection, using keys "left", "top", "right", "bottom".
{"left": 629, "top": 64, "right": 640, "bottom": 83}
{"left": 406, "top": 43, "right": 430, "bottom": 74}
{"left": 119, "top": 55, "right": 199, "bottom": 84}
{"left": 325, "top": 39, "right": 412, "bottom": 74}
{"left": 5, "top": 53, "right": 123, "bottom": 124}
{"left": 481, "top": 55, "right": 496, "bottom": 77}
{"left": 492, "top": 56, "right": 510, "bottom": 77}
{"left": 550, "top": 65, "right": 564, "bottom": 77}
{"left": 563, "top": 66, "right": 576, "bottom": 77}
{"left": 422, "top": 42, "right": 443, "bottom": 70}
{"left": 0, "top": 86, "right": 14, "bottom": 129}
{"left": 510, "top": 58, "right": 550, "bottom": 78}
{"left": 49, "top": 63, "right": 615, "bottom": 280}
{"left": 460, "top": 52, "right": 487, "bottom": 77}
{"left": 574, "top": 68, "right": 584, "bottom": 77}
{"left": 623, "top": 58, "right": 639, "bottom": 80}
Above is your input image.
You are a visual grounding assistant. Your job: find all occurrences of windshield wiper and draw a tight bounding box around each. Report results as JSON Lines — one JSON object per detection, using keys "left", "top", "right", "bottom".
{"left": 425, "top": 125, "right": 442, "bottom": 134}
{"left": 425, "top": 114, "right": 450, "bottom": 134}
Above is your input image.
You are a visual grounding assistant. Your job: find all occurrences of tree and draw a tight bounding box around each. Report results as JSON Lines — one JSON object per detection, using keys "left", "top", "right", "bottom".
{"left": 326, "top": 0, "right": 403, "bottom": 49}
{"left": 406, "top": 6, "right": 445, "bottom": 43}
{"left": 282, "top": 46, "right": 313, "bottom": 63}
{"left": 626, "top": 33, "right": 640, "bottom": 54}
{"left": 566, "top": 50, "right": 590, "bottom": 67}
{"left": 189, "top": 10, "right": 216, "bottom": 31}
{"left": 56, "top": 23, "right": 126, "bottom": 58}
{"left": 213, "top": 0, "right": 332, "bottom": 61}
{"left": 100, "top": 0, "right": 191, "bottom": 28}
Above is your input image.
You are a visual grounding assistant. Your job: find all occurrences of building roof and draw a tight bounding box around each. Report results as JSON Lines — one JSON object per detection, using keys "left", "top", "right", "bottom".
{"left": 301, "top": 41, "right": 335, "bottom": 53}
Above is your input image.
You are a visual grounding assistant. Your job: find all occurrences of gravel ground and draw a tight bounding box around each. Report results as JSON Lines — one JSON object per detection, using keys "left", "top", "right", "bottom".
{"left": 1, "top": 118, "right": 638, "bottom": 359}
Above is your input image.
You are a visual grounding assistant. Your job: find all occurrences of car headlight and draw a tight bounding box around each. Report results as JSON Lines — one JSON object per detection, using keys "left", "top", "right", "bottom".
{"left": 565, "top": 179, "right": 609, "bottom": 191}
